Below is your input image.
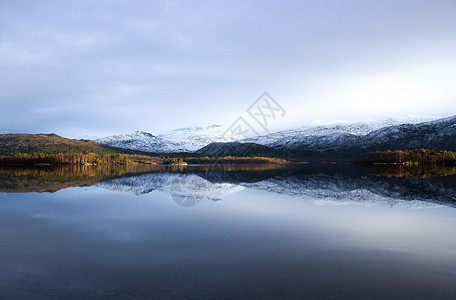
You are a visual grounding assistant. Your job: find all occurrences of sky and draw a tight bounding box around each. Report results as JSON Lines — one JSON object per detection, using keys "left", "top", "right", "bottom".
{"left": 1, "top": 0, "right": 456, "bottom": 138}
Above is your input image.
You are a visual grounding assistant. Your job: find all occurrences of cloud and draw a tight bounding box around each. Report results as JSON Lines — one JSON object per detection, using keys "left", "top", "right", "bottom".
{"left": 1, "top": 0, "right": 455, "bottom": 137}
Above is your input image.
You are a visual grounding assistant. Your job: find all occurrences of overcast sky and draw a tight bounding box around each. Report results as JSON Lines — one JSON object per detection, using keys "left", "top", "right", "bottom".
{"left": 1, "top": 0, "right": 456, "bottom": 138}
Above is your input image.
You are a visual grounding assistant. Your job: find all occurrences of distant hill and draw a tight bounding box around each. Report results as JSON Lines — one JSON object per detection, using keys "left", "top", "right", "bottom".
{"left": 196, "top": 142, "right": 280, "bottom": 157}
{"left": 96, "top": 124, "right": 242, "bottom": 153}
{"left": 196, "top": 142, "right": 327, "bottom": 161}
{"left": 242, "top": 115, "right": 441, "bottom": 148}
{"left": 354, "top": 116, "right": 456, "bottom": 153}
{"left": 3, "top": 114, "right": 455, "bottom": 160}
{"left": 197, "top": 116, "right": 456, "bottom": 160}
{"left": 282, "top": 115, "right": 456, "bottom": 157}
{"left": 0, "top": 133, "right": 152, "bottom": 155}
{"left": 95, "top": 116, "right": 441, "bottom": 153}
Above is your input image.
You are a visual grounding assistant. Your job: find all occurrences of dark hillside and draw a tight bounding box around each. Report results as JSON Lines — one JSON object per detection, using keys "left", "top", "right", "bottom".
{"left": 0, "top": 133, "right": 153, "bottom": 155}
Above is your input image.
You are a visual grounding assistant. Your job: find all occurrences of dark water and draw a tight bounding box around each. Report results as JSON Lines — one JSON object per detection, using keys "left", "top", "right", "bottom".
{"left": 0, "top": 164, "right": 456, "bottom": 299}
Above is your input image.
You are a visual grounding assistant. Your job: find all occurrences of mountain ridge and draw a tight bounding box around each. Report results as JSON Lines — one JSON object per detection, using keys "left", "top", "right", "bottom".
{"left": 95, "top": 115, "right": 443, "bottom": 153}
{"left": 96, "top": 124, "right": 242, "bottom": 153}
{"left": 2, "top": 115, "right": 455, "bottom": 160}
{"left": 0, "top": 133, "right": 154, "bottom": 155}
{"left": 197, "top": 115, "right": 456, "bottom": 158}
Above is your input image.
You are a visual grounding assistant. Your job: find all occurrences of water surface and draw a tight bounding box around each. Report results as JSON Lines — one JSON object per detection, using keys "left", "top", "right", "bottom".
{"left": 0, "top": 164, "right": 455, "bottom": 299}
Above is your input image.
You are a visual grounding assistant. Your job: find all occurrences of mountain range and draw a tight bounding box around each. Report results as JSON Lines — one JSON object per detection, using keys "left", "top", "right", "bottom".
{"left": 2, "top": 115, "right": 454, "bottom": 160}
{"left": 95, "top": 124, "right": 242, "bottom": 153}
{"left": 96, "top": 115, "right": 456, "bottom": 157}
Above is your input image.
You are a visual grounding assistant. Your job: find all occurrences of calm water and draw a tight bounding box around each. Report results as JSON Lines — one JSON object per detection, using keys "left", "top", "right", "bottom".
{"left": 0, "top": 164, "right": 456, "bottom": 299}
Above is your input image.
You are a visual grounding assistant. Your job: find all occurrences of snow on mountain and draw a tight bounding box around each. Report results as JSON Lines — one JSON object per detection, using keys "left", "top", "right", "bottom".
{"left": 357, "top": 114, "right": 456, "bottom": 151}
{"left": 96, "top": 115, "right": 444, "bottom": 153}
{"left": 241, "top": 115, "right": 441, "bottom": 149}
{"left": 96, "top": 124, "right": 243, "bottom": 153}
{"left": 158, "top": 124, "right": 242, "bottom": 152}
{"left": 95, "top": 131, "right": 176, "bottom": 153}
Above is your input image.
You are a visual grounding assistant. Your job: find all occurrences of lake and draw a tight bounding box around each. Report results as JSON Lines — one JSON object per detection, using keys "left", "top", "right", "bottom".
{"left": 0, "top": 164, "right": 455, "bottom": 299}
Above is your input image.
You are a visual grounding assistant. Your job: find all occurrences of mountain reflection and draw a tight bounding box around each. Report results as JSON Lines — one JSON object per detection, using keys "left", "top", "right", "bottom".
{"left": 99, "top": 173, "right": 244, "bottom": 207}
{"left": 1, "top": 164, "right": 455, "bottom": 208}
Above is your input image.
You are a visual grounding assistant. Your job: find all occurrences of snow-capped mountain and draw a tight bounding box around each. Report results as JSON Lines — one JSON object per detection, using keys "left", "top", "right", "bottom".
{"left": 96, "top": 124, "right": 243, "bottom": 153}
{"left": 240, "top": 115, "right": 441, "bottom": 149}
{"left": 356, "top": 115, "right": 456, "bottom": 152}
{"left": 96, "top": 115, "right": 449, "bottom": 154}
{"left": 198, "top": 115, "right": 454, "bottom": 155}
{"left": 95, "top": 131, "right": 176, "bottom": 153}
{"left": 159, "top": 124, "right": 242, "bottom": 152}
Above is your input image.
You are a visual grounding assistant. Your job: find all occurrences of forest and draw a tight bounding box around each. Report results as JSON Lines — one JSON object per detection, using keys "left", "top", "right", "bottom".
{"left": 354, "top": 149, "right": 456, "bottom": 165}
{"left": 0, "top": 152, "right": 290, "bottom": 165}
{"left": 0, "top": 153, "right": 186, "bottom": 166}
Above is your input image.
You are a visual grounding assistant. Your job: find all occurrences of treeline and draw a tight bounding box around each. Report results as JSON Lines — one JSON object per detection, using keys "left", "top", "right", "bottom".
{"left": 0, "top": 153, "right": 186, "bottom": 166}
{"left": 184, "top": 156, "right": 291, "bottom": 164}
{"left": 0, "top": 152, "right": 291, "bottom": 166}
{"left": 354, "top": 149, "right": 456, "bottom": 165}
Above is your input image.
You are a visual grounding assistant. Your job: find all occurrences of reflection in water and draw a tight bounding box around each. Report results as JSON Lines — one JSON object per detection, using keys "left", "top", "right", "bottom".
{"left": 100, "top": 173, "right": 244, "bottom": 207}
{"left": 1, "top": 164, "right": 456, "bottom": 298}
{"left": 168, "top": 175, "right": 244, "bottom": 207}
{"left": 0, "top": 164, "right": 286, "bottom": 193}
{"left": 356, "top": 163, "right": 456, "bottom": 178}
{"left": 1, "top": 164, "right": 456, "bottom": 207}
{"left": 0, "top": 164, "right": 161, "bottom": 193}
{"left": 169, "top": 176, "right": 204, "bottom": 207}
{"left": 100, "top": 171, "right": 456, "bottom": 208}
